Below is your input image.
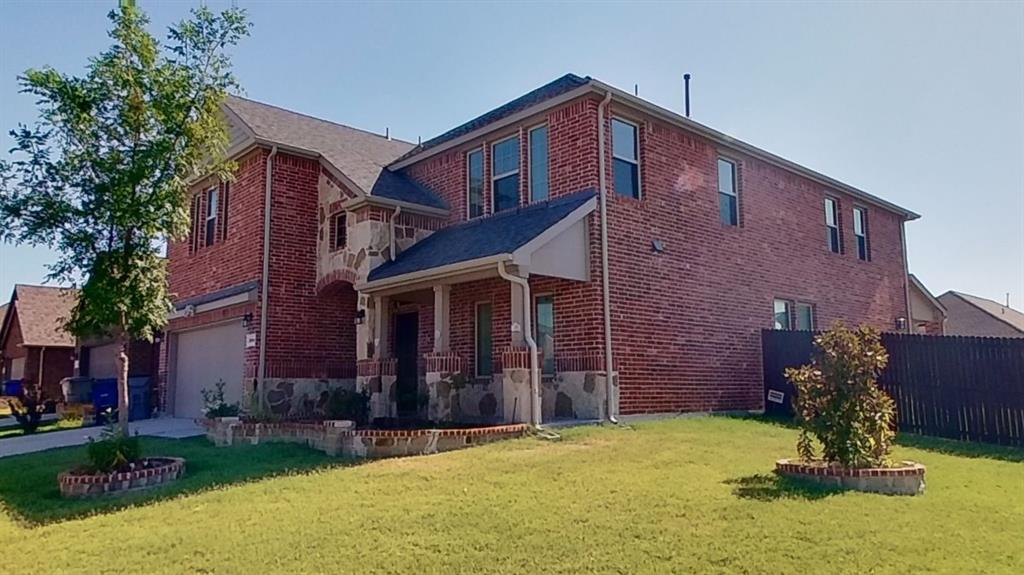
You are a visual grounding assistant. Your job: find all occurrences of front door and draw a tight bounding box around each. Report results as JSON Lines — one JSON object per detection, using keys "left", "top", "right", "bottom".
{"left": 395, "top": 313, "right": 419, "bottom": 417}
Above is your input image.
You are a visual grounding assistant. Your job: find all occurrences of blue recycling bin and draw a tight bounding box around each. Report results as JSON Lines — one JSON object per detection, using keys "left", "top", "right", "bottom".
{"left": 2, "top": 379, "right": 23, "bottom": 397}
{"left": 92, "top": 378, "right": 118, "bottom": 424}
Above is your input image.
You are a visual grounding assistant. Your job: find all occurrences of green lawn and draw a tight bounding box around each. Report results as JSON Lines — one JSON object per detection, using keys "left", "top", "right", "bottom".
{"left": 0, "top": 417, "right": 1020, "bottom": 574}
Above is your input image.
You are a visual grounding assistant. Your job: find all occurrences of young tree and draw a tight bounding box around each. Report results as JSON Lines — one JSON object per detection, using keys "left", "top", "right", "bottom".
{"left": 0, "top": 1, "right": 250, "bottom": 430}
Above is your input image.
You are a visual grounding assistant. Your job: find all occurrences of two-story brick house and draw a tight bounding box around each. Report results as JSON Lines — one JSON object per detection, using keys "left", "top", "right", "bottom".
{"left": 160, "top": 74, "right": 918, "bottom": 424}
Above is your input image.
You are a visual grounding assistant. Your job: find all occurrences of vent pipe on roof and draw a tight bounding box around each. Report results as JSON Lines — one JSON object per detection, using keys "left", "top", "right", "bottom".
{"left": 634, "top": 84, "right": 638, "bottom": 96}
{"left": 385, "top": 127, "right": 390, "bottom": 140}
{"left": 683, "top": 73, "right": 691, "bottom": 118}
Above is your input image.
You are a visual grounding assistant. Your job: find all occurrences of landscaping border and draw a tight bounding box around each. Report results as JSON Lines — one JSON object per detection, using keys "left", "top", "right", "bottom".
{"left": 775, "top": 458, "right": 925, "bottom": 495}
{"left": 58, "top": 457, "right": 186, "bottom": 498}
{"left": 202, "top": 419, "right": 528, "bottom": 458}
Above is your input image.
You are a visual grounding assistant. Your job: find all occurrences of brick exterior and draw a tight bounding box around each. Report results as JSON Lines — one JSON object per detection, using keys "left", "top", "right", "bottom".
{"left": 0, "top": 309, "right": 74, "bottom": 400}
{"left": 165, "top": 91, "right": 910, "bottom": 418}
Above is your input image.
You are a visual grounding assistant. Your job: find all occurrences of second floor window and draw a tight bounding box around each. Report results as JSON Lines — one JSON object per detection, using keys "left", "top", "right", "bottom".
{"left": 824, "top": 197, "right": 841, "bottom": 254}
{"left": 853, "top": 207, "right": 870, "bottom": 261}
{"left": 205, "top": 187, "right": 219, "bottom": 247}
{"left": 332, "top": 212, "right": 347, "bottom": 251}
{"left": 717, "top": 158, "right": 738, "bottom": 226}
{"left": 529, "top": 125, "right": 549, "bottom": 202}
{"left": 612, "top": 118, "right": 639, "bottom": 199}
{"left": 492, "top": 136, "right": 520, "bottom": 213}
{"left": 467, "top": 149, "right": 484, "bottom": 218}
{"left": 794, "top": 302, "right": 815, "bottom": 331}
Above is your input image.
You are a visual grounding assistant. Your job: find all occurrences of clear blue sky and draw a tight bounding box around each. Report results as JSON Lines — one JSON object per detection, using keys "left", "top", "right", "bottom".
{"left": 1, "top": 1, "right": 1022, "bottom": 306}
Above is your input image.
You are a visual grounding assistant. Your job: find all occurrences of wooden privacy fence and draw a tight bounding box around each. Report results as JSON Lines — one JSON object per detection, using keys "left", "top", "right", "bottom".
{"left": 762, "top": 330, "right": 1024, "bottom": 446}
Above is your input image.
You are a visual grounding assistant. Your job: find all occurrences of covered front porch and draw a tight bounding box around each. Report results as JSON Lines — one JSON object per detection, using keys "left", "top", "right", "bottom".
{"left": 354, "top": 190, "right": 616, "bottom": 426}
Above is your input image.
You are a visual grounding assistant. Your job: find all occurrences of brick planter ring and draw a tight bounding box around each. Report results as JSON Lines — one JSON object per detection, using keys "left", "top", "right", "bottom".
{"left": 775, "top": 458, "right": 925, "bottom": 496}
{"left": 58, "top": 457, "right": 186, "bottom": 498}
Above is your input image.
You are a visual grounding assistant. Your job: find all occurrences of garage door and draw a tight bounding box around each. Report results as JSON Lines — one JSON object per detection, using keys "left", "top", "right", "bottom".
{"left": 88, "top": 342, "right": 121, "bottom": 379}
{"left": 173, "top": 321, "right": 245, "bottom": 418}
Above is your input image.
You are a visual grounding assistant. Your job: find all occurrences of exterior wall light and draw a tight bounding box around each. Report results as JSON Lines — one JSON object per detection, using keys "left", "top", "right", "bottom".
{"left": 242, "top": 312, "right": 254, "bottom": 329}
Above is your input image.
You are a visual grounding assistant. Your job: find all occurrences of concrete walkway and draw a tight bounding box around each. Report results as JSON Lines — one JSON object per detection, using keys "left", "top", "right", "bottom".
{"left": 0, "top": 418, "right": 204, "bottom": 459}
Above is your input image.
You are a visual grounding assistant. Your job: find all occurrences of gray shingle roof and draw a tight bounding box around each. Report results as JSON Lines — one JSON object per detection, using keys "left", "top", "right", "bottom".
{"left": 368, "top": 189, "right": 597, "bottom": 282}
{"left": 940, "top": 291, "right": 1024, "bottom": 334}
{"left": 392, "top": 74, "right": 590, "bottom": 163}
{"left": 224, "top": 96, "right": 447, "bottom": 209}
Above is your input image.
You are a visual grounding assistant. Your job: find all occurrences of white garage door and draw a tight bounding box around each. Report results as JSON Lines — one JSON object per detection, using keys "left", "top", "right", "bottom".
{"left": 88, "top": 343, "right": 121, "bottom": 379}
{"left": 173, "top": 321, "right": 245, "bottom": 418}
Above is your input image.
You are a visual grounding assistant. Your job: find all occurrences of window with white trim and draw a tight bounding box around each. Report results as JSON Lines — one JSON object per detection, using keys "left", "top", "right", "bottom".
{"left": 853, "top": 207, "right": 870, "bottom": 261}
{"left": 612, "top": 118, "right": 639, "bottom": 199}
{"left": 794, "top": 302, "right": 815, "bottom": 331}
{"left": 475, "top": 302, "right": 493, "bottom": 378}
{"left": 824, "top": 197, "right": 841, "bottom": 254}
{"left": 717, "top": 157, "right": 738, "bottom": 226}
{"left": 205, "top": 187, "right": 219, "bottom": 247}
{"left": 773, "top": 299, "right": 791, "bottom": 330}
{"left": 529, "top": 125, "right": 549, "bottom": 202}
{"left": 467, "top": 148, "right": 484, "bottom": 218}
{"left": 491, "top": 136, "right": 520, "bottom": 213}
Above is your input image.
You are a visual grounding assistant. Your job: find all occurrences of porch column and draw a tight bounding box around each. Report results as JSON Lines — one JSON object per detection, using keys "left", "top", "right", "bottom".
{"left": 355, "top": 295, "right": 396, "bottom": 421}
{"left": 432, "top": 284, "right": 451, "bottom": 353}
{"left": 373, "top": 295, "right": 391, "bottom": 359}
{"left": 508, "top": 266, "right": 528, "bottom": 346}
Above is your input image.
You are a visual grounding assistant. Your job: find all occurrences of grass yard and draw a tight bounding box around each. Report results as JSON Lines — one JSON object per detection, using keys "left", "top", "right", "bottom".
{"left": 0, "top": 417, "right": 1020, "bottom": 574}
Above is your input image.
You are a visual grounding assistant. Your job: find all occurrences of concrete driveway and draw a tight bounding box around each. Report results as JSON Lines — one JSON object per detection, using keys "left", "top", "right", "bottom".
{"left": 0, "top": 418, "right": 204, "bottom": 458}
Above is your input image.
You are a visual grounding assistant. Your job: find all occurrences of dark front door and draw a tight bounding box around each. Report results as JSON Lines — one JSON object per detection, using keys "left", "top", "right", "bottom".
{"left": 395, "top": 313, "right": 419, "bottom": 417}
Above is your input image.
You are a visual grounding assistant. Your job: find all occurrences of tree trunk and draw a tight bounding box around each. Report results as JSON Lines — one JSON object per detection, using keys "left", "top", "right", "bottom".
{"left": 116, "top": 327, "right": 131, "bottom": 433}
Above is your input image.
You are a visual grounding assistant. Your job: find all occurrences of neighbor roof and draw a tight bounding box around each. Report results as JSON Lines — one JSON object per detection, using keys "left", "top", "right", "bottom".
{"left": 1, "top": 285, "right": 78, "bottom": 348}
{"left": 367, "top": 189, "right": 596, "bottom": 283}
{"left": 939, "top": 291, "right": 1024, "bottom": 334}
{"left": 223, "top": 96, "right": 447, "bottom": 210}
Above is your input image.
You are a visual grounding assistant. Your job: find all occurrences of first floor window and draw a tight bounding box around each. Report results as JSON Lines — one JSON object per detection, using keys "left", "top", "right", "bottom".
{"left": 492, "top": 136, "right": 520, "bottom": 213}
{"left": 475, "top": 303, "right": 493, "bottom": 378}
{"left": 467, "top": 149, "right": 484, "bottom": 218}
{"left": 534, "top": 295, "right": 555, "bottom": 375}
{"left": 824, "top": 197, "right": 841, "bottom": 254}
{"left": 773, "top": 299, "right": 791, "bottom": 330}
{"left": 853, "top": 207, "right": 870, "bottom": 261}
{"left": 717, "top": 157, "right": 738, "bottom": 226}
{"left": 612, "top": 118, "right": 640, "bottom": 199}
{"left": 529, "top": 125, "right": 549, "bottom": 202}
{"left": 332, "top": 212, "right": 347, "bottom": 250}
{"left": 794, "top": 302, "right": 815, "bottom": 331}
{"left": 205, "top": 187, "right": 219, "bottom": 247}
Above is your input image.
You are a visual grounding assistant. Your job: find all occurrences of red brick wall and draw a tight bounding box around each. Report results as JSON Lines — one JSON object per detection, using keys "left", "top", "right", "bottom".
{"left": 402, "top": 94, "right": 909, "bottom": 415}
{"left": 264, "top": 153, "right": 357, "bottom": 375}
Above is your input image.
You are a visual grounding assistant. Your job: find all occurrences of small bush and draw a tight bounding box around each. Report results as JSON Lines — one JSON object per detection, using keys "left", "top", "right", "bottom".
{"left": 324, "top": 388, "right": 370, "bottom": 426}
{"left": 86, "top": 424, "right": 142, "bottom": 473}
{"left": 785, "top": 323, "right": 895, "bottom": 468}
{"left": 201, "top": 380, "right": 240, "bottom": 418}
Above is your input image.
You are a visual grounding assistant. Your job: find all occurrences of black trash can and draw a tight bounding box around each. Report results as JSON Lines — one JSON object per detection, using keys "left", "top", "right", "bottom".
{"left": 128, "top": 377, "right": 151, "bottom": 421}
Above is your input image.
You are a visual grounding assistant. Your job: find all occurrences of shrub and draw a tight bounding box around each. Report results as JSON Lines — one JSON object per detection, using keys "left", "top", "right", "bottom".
{"left": 5, "top": 390, "right": 47, "bottom": 434}
{"left": 324, "top": 388, "right": 370, "bottom": 426}
{"left": 86, "top": 423, "right": 142, "bottom": 473}
{"left": 785, "top": 323, "right": 895, "bottom": 468}
{"left": 201, "top": 380, "right": 240, "bottom": 418}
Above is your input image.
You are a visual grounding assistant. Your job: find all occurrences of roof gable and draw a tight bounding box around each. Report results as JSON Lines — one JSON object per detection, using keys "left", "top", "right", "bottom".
{"left": 223, "top": 96, "right": 447, "bottom": 210}
{"left": 939, "top": 291, "right": 1024, "bottom": 334}
{"left": 2, "top": 285, "right": 78, "bottom": 348}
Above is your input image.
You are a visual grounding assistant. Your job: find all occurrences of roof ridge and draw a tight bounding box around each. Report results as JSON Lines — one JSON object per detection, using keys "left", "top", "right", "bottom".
{"left": 226, "top": 94, "right": 416, "bottom": 147}
{"left": 941, "top": 291, "right": 1024, "bottom": 334}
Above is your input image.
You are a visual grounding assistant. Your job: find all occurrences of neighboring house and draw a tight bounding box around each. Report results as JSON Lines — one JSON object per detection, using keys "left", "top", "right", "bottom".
{"left": 908, "top": 274, "right": 946, "bottom": 335}
{"left": 0, "top": 285, "right": 77, "bottom": 400}
{"left": 161, "top": 74, "right": 918, "bottom": 422}
{"left": 937, "top": 291, "right": 1024, "bottom": 338}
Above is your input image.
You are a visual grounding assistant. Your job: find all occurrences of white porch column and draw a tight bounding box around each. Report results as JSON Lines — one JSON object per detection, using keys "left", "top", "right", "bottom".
{"left": 508, "top": 265, "right": 528, "bottom": 346}
{"left": 373, "top": 295, "right": 391, "bottom": 359}
{"left": 433, "top": 284, "right": 451, "bottom": 353}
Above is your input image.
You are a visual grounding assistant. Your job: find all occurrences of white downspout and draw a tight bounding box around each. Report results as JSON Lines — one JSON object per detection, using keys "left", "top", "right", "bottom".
{"left": 257, "top": 146, "right": 278, "bottom": 409}
{"left": 597, "top": 91, "right": 618, "bottom": 424}
{"left": 390, "top": 205, "right": 402, "bottom": 261}
{"left": 497, "top": 260, "right": 541, "bottom": 427}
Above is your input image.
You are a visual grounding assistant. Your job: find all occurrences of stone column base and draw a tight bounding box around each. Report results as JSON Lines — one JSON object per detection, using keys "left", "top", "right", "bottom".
{"left": 542, "top": 371, "right": 617, "bottom": 421}
{"left": 424, "top": 353, "right": 464, "bottom": 422}
{"left": 500, "top": 347, "right": 542, "bottom": 424}
{"left": 356, "top": 358, "right": 397, "bottom": 420}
